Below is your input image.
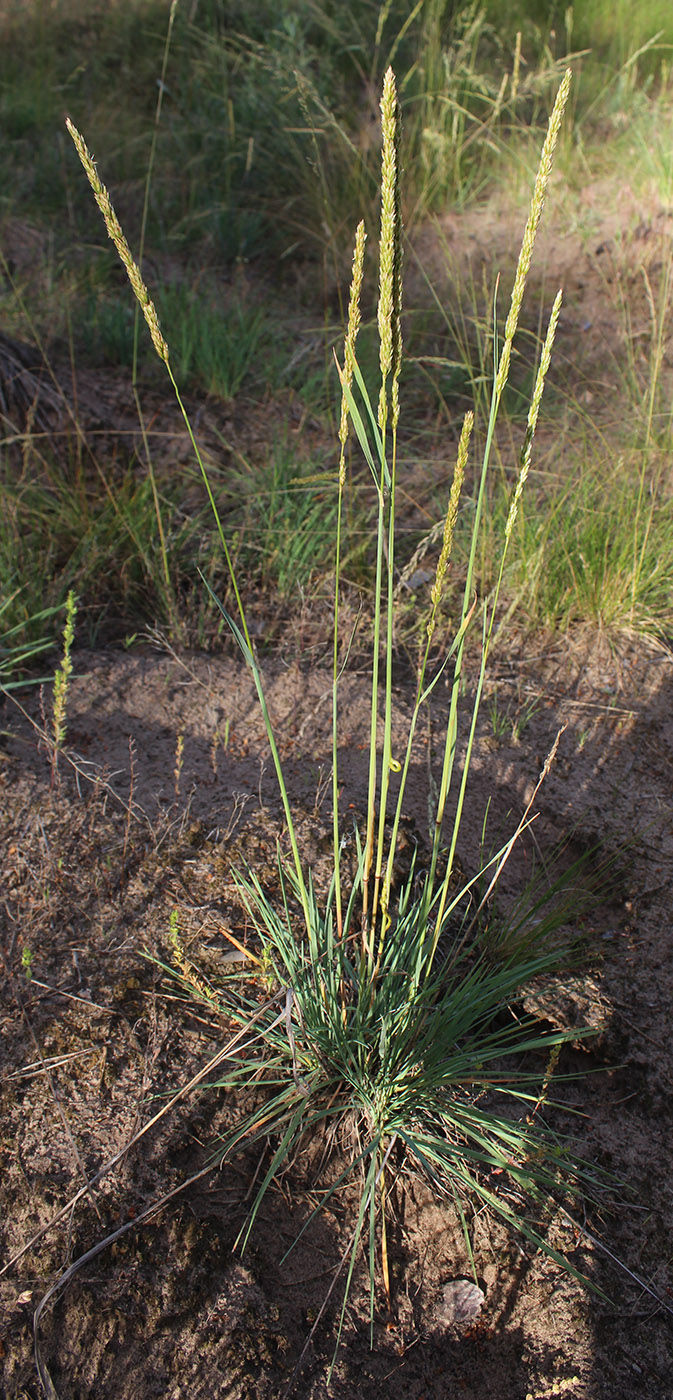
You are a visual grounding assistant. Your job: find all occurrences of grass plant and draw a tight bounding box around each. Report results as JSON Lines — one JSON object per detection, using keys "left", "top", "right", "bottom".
{"left": 235, "top": 443, "right": 342, "bottom": 602}
{"left": 66, "top": 60, "right": 609, "bottom": 1360}
{"left": 156, "top": 283, "right": 274, "bottom": 401}
{"left": 507, "top": 454, "right": 673, "bottom": 639}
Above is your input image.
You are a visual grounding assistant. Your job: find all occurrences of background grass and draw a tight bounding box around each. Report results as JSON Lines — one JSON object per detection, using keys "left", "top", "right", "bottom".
{"left": 1, "top": 0, "right": 672, "bottom": 681}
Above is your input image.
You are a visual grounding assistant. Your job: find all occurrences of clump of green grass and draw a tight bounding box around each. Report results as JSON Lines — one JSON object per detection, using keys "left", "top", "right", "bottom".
{"left": 155, "top": 283, "right": 274, "bottom": 401}
{"left": 234, "top": 444, "right": 341, "bottom": 601}
{"left": 0, "top": 590, "right": 59, "bottom": 693}
{"left": 69, "top": 62, "right": 603, "bottom": 1365}
{"left": 507, "top": 453, "right": 673, "bottom": 640}
{"left": 0, "top": 441, "right": 219, "bottom": 652}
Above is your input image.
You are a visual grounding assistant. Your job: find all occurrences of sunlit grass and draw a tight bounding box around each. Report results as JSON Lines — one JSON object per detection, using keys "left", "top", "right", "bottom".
{"left": 61, "top": 55, "right": 617, "bottom": 1369}
{"left": 2, "top": 0, "right": 672, "bottom": 674}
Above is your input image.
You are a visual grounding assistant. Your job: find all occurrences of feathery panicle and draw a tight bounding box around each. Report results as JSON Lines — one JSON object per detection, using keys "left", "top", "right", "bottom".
{"left": 495, "top": 70, "right": 570, "bottom": 398}
{"left": 377, "top": 68, "right": 402, "bottom": 431}
{"left": 65, "top": 118, "right": 169, "bottom": 364}
{"left": 525, "top": 289, "right": 563, "bottom": 445}
{"left": 505, "top": 290, "right": 563, "bottom": 542}
{"left": 338, "top": 221, "right": 367, "bottom": 485}
{"left": 428, "top": 412, "right": 473, "bottom": 639}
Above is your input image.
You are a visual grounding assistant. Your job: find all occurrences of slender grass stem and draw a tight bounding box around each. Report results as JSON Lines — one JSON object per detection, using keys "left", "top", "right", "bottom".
{"left": 373, "top": 424, "right": 397, "bottom": 936}
{"left": 332, "top": 487, "right": 346, "bottom": 940}
{"left": 365, "top": 67, "right": 402, "bottom": 956}
{"left": 420, "top": 75, "right": 571, "bottom": 965}
{"left": 362, "top": 485, "right": 386, "bottom": 952}
{"left": 380, "top": 410, "right": 472, "bottom": 933}
{"left": 129, "top": 0, "right": 179, "bottom": 604}
{"left": 334, "top": 221, "right": 366, "bottom": 941}
{"left": 429, "top": 289, "right": 564, "bottom": 968}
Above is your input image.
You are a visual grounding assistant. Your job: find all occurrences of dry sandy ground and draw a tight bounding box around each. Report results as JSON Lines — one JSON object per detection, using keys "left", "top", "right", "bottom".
{"left": 1, "top": 626, "right": 673, "bottom": 1400}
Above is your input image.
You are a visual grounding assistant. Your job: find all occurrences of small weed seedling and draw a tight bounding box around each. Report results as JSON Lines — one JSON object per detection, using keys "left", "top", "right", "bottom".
{"left": 69, "top": 64, "right": 602, "bottom": 1368}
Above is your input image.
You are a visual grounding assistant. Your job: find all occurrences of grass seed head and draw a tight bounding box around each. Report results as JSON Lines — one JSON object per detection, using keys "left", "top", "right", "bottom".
{"left": 506, "top": 289, "right": 563, "bottom": 541}
{"left": 378, "top": 67, "right": 403, "bottom": 430}
{"left": 52, "top": 588, "right": 77, "bottom": 756}
{"left": 65, "top": 118, "right": 170, "bottom": 364}
{"left": 339, "top": 219, "right": 367, "bottom": 480}
{"left": 495, "top": 69, "right": 570, "bottom": 397}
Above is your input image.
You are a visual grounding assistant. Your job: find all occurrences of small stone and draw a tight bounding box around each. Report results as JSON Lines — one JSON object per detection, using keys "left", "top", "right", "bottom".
{"left": 437, "top": 1278, "right": 485, "bottom": 1328}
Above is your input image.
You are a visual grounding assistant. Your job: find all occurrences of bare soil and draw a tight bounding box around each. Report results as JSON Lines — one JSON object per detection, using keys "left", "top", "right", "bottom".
{"left": 2, "top": 625, "right": 673, "bottom": 1400}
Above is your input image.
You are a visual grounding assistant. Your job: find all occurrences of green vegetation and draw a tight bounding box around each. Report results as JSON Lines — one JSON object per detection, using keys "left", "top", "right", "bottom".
{"left": 3, "top": 0, "right": 670, "bottom": 1365}
{"left": 0, "top": 0, "right": 671, "bottom": 660}
{"left": 69, "top": 49, "right": 611, "bottom": 1353}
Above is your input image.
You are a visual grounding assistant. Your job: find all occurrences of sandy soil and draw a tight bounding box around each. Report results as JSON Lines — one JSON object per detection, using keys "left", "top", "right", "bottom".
{"left": 2, "top": 626, "right": 673, "bottom": 1400}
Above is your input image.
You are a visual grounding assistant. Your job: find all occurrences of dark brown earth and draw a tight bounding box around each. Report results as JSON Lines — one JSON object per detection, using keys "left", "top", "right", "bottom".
{"left": 2, "top": 627, "right": 673, "bottom": 1400}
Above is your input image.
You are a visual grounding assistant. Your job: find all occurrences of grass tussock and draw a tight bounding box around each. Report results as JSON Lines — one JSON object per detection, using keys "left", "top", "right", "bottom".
{"left": 61, "top": 58, "right": 618, "bottom": 1362}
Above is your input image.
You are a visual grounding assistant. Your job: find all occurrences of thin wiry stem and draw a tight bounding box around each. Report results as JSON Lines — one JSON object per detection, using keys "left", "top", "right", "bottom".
{"left": 364, "top": 68, "right": 403, "bottom": 950}
{"left": 130, "top": 0, "right": 179, "bottom": 601}
{"left": 334, "top": 221, "right": 366, "bottom": 940}
{"left": 420, "top": 77, "right": 571, "bottom": 953}
{"left": 429, "top": 289, "right": 564, "bottom": 968}
{"left": 379, "top": 411, "right": 472, "bottom": 938}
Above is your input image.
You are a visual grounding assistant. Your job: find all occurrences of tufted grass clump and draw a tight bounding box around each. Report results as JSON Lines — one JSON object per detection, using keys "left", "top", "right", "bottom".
{"left": 68, "top": 64, "right": 601, "bottom": 1361}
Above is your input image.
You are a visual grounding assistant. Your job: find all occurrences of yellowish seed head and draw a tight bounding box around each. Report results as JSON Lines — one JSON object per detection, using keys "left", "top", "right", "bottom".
{"left": 505, "top": 289, "right": 562, "bottom": 542}
{"left": 377, "top": 68, "right": 403, "bottom": 431}
{"left": 339, "top": 220, "right": 367, "bottom": 481}
{"left": 495, "top": 70, "right": 570, "bottom": 398}
{"left": 66, "top": 118, "right": 170, "bottom": 364}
